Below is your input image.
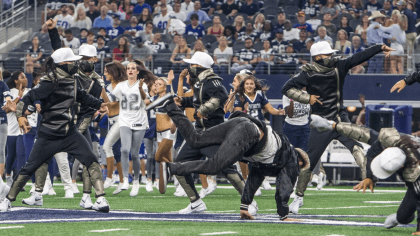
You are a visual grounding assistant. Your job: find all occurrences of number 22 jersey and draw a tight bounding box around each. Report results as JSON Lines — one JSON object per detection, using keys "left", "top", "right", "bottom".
{"left": 234, "top": 90, "right": 269, "bottom": 122}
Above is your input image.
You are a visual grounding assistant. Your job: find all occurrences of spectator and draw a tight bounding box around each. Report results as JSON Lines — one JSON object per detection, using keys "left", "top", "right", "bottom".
{"left": 98, "top": 27, "right": 111, "bottom": 42}
{"left": 25, "top": 37, "right": 44, "bottom": 74}
{"left": 119, "top": 0, "right": 133, "bottom": 20}
{"left": 254, "top": 40, "right": 275, "bottom": 74}
{"left": 112, "top": 36, "right": 130, "bottom": 62}
{"left": 154, "top": 0, "right": 173, "bottom": 14}
{"left": 338, "top": 16, "right": 354, "bottom": 36}
{"left": 144, "top": 33, "right": 167, "bottom": 53}
{"left": 219, "top": 0, "right": 239, "bottom": 19}
{"left": 67, "top": 5, "right": 75, "bottom": 18}
{"left": 137, "top": 21, "right": 154, "bottom": 41}
{"left": 73, "top": 7, "right": 92, "bottom": 29}
{"left": 186, "top": 1, "right": 211, "bottom": 24}
{"left": 190, "top": 39, "right": 208, "bottom": 55}
{"left": 97, "top": 0, "right": 109, "bottom": 11}
{"left": 240, "top": 0, "right": 260, "bottom": 20}
{"left": 75, "top": 0, "right": 90, "bottom": 19}
{"left": 108, "top": 1, "right": 126, "bottom": 20}
{"left": 253, "top": 13, "right": 265, "bottom": 32}
{"left": 168, "top": 34, "right": 181, "bottom": 51}
{"left": 314, "top": 26, "right": 333, "bottom": 46}
{"left": 133, "top": 0, "right": 152, "bottom": 14}
{"left": 345, "top": 0, "right": 363, "bottom": 19}
{"left": 213, "top": 36, "right": 233, "bottom": 74}
{"left": 231, "top": 38, "right": 259, "bottom": 73}
{"left": 82, "top": 33, "right": 98, "bottom": 47}
{"left": 41, "top": 0, "right": 61, "bottom": 25}
{"left": 93, "top": 6, "right": 114, "bottom": 28}
{"left": 271, "top": 29, "right": 289, "bottom": 54}
{"left": 86, "top": 1, "right": 100, "bottom": 23}
{"left": 334, "top": 29, "right": 352, "bottom": 53}
{"left": 224, "top": 25, "right": 236, "bottom": 46}
{"left": 321, "top": 0, "right": 340, "bottom": 19}
{"left": 360, "top": 30, "right": 368, "bottom": 46}
{"left": 32, "top": 24, "right": 50, "bottom": 42}
{"left": 185, "top": 13, "right": 206, "bottom": 39}
{"left": 129, "top": 36, "right": 153, "bottom": 63}
{"left": 319, "top": 13, "right": 337, "bottom": 34}
{"left": 153, "top": 5, "right": 170, "bottom": 30}
{"left": 207, "top": 16, "right": 225, "bottom": 38}
{"left": 355, "top": 14, "right": 370, "bottom": 34}
{"left": 169, "top": 2, "right": 187, "bottom": 22}
{"left": 201, "top": 0, "right": 216, "bottom": 16}
{"left": 273, "top": 44, "right": 299, "bottom": 74}
{"left": 306, "top": 9, "right": 322, "bottom": 30}
{"left": 377, "top": 13, "right": 407, "bottom": 74}
{"left": 397, "top": 0, "right": 417, "bottom": 72}
{"left": 124, "top": 16, "right": 143, "bottom": 37}
{"left": 97, "top": 35, "right": 112, "bottom": 62}
{"left": 259, "top": 20, "right": 274, "bottom": 42}
{"left": 57, "top": 26, "right": 65, "bottom": 41}
{"left": 181, "top": 0, "right": 194, "bottom": 15}
{"left": 79, "top": 28, "right": 89, "bottom": 44}
{"left": 54, "top": 5, "right": 74, "bottom": 29}
{"left": 233, "top": 15, "right": 246, "bottom": 34}
{"left": 237, "top": 22, "right": 259, "bottom": 42}
{"left": 283, "top": 20, "right": 300, "bottom": 41}
{"left": 138, "top": 8, "right": 153, "bottom": 29}
{"left": 364, "top": 0, "right": 382, "bottom": 14}
{"left": 107, "top": 16, "right": 125, "bottom": 39}
{"left": 345, "top": 35, "right": 366, "bottom": 73}
{"left": 298, "top": 37, "right": 314, "bottom": 65}
{"left": 383, "top": 0, "right": 393, "bottom": 16}
{"left": 293, "top": 29, "right": 308, "bottom": 52}
{"left": 273, "top": 12, "right": 286, "bottom": 31}
{"left": 302, "top": 0, "right": 321, "bottom": 19}
{"left": 63, "top": 29, "right": 81, "bottom": 54}
{"left": 366, "top": 11, "right": 390, "bottom": 73}
{"left": 293, "top": 11, "right": 314, "bottom": 35}
{"left": 170, "top": 37, "right": 192, "bottom": 73}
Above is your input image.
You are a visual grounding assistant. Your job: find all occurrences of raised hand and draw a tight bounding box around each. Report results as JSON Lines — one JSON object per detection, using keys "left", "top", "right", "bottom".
{"left": 167, "top": 70, "right": 174, "bottom": 84}
{"left": 46, "top": 18, "right": 57, "bottom": 29}
{"left": 180, "top": 68, "right": 188, "bottom": 79}
{"left": 139, "top": 79, "right": 144, "bottom": 89}
{"left": 390, "top": 80, "right": 406, "bottom": 93}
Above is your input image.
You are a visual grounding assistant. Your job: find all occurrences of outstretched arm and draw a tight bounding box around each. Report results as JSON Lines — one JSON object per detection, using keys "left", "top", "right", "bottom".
{"left": 391, "top": 72, "right": 420, "bottom": 93}
{"left": 341, "top": 44, "right": 393, "bottom": 72}
{"left": 46, "top": 18, "right": 62, "bottom": 51}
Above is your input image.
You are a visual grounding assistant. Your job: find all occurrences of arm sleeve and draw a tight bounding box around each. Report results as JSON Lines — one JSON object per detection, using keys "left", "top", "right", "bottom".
{"left": 76, "top": 86, "right": 102, "bottom": 110}
{"left": 2, "top": 81, "right": 11, "bottom": 98}
{"left": 340, "top": 44, "right": 383, "bottom": 72}
{"left": 260, "top": 93, "right": 269, "bottom": 107}
{"left": 281, "top": 72, "right": 309, "bottom": 96}
{"left": 48, "top": 28, "right": 62, "bottom": 51}
{"left": 181, "top": 96, "right": 194, "bottom": 108}
{"left": 16, "top": 80, "right": 54, "bottom": 118}
{"left": 404, "top": 72, "right": 420, "bottom": 85}
{"left": 199, "top": 80, "right": 228, "bottom": 115}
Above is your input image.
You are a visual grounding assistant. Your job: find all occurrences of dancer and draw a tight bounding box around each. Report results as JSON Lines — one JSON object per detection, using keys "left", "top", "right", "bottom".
{"left": 0, "top": 68, "right": 12, "bottom": 199}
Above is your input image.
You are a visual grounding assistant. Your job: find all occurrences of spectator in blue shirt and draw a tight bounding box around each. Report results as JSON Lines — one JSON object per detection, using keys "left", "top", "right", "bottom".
{"left": 240, "top": 0, "right": 260, "bottom": 20}
{"left": 124, "top": 16, "right": 144, "bottom": 37}
{"left": 231, "top": 38, "right": 260, "bottom": 73}
{"left": 106, "top": 16, "right": 125, "bottom": 39}
{"left": 364, "top": 0, "right": 382, "bottom": 14}
{"left": 293, "top": 11, "right": 313, "bottom": 35}
{"left": 133, "top": 0, "right": 152, "bottom": 14}
{"left": 345, "top": 35, "right": 367, "bottom": 74}
{"left": 397, "top": 0, "right": 417, "bottom": 71}
{"left": 186, "top": 1, "right": 211, "bottom": 24}
{"left": 366, "top": 11, "right": 391, "bottom": 73}
{"left": 273, "top": 44, "right": 299, "bottom": 74}
{"left": 201, "top": 0, "right": 217, "bottom": 16}
{"left": 93, "top": 6, "right": 114, "bottom": 28}
{"left": 292, "top": 29, "right": 308, "bottom": 52}
{"left": 302, "top": 0, "right": 321, "bottom": 18}
{"left": 185, "top": 13, "right": 206, "bottom": 39}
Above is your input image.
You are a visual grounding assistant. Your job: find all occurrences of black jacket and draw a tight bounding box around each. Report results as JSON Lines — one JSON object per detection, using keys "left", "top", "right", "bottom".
{"left": 16, "top": 69, "right": 102, "bottom": 137}
{"left": 282, "top": 44, "right": 383, "bottom": 120}
{"left": 181, "top": 69, "right": 228, "bottom": 130}
{"left": 404, "top": 71, "right": 420, "bottom": 86}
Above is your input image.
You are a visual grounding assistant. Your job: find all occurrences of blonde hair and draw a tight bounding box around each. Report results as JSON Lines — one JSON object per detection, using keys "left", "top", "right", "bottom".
{"left": 254, "top": 13, "right": 265, "bottom": 25}
{"left": 337, "top": 29, "right": 348, "bottom": 40}
{"left": 398, "top": 14, "right": 408, "bottom": 31}
{"left": 233, "top": 15, "right": 245, "bottom": 27}
{"left": 0, "top": 67, "right": 2, "bottom": 81}
{"left": 391, "top": 9, "right": 401, "bottom": 17}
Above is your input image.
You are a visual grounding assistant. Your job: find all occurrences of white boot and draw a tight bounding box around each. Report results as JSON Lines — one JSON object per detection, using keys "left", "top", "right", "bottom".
{"left": 22, "top": 192, "right": 43, "bottom": 206}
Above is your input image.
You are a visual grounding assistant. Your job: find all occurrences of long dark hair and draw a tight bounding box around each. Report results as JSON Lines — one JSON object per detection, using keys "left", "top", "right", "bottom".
{"left": 235, "top": 76, "right": 269, "bottom": 104}
{"left": 42, "top": 57, "right": 60, "bottom": 88}
{"left": 105, "top": 61, "right": 127, "bottom": 83}
{"left": 133, "top": 59, "right": 157, "bottom": 88}
{"left": 6, "top": 71, "right": 24, "bottom": 89}
{"left": 118, "top": 37, "right": 130, "bottom": 54}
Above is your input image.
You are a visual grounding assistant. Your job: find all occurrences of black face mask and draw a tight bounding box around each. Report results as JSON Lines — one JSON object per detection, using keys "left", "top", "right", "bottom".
{"left": 79, "top": 60, "right": 95, "bottom": 73}
{"left": 188, "top": 66, "right": 207, "bottom": 80}
{"left": 57, "top": 62, "right": 79, "bottom": 76}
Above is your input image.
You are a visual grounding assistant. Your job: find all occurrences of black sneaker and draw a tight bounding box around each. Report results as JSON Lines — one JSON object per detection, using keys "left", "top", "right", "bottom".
{"left": 146, "top": 93, "right": 174, "bottom": 111}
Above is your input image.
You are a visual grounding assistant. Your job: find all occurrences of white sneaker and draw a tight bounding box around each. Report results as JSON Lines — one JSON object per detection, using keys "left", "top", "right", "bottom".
{"left": 179, "top": 199, "right": 207, "bottom": 214}
{"left": 255, "top": 188, "right": 262, "bottom": 196}
{"left": 199, "top": 188, "right": 208, "bottom": 199}
{"left": 121, "top": 177, "right": 129, "bottom": 190}
{"left": 262, "top": 177, "right": 273, "bottom": 190}
{"left": 103, "top": 177, "right": 115, "bottom": 189}
{"left": 311, "top": 174, "right": 319, "bottom": 185}
{"left": 29, "top": 184, "right": 35, "bottom": 194}
{"left": 153, "top": 180, "right": 160, "bottom": 191}
{"left": 289, "top": 196, "right": 303, "bottom": 214}
{"left": 384, "top": 213, "right": 399, "bottom": 229}
{"left": 130, "top": 180, "right": 140, "bottom": 197}
{"left": 249, "top": 200, "right": 258, "bottom": 216}
{"left": 92, "top": 196, "right": 110, "bottom": 213}
{"left": 48, "top": 187, "right": 56, "bottom": 196}
{"left": 6, "top": 176, "right": 13, "bottom": 187}
{"left": 65, "top": 189, "right": 74, "bottom": 198}
{"left": 0, "top": 198, "right": 11, "bottom": 212}
{"left": 290, "top": 191, "right": 296, "bottom": 199}
{"left": 42, "top": 182, "right": 52, "bottom": 195}
{"left": 72, "top": 183, "right": 80, "bottom": 194}
{"left": 112, "top": 174, "right": 119, "bottom": 183}
{"left": 140, "top": 176, "right": 147, "bottom": 184}
{"left": 145, "top": 180, "right": 153, "bottom": 192}
{"left": 113, "top": 183, "right": 124, "bottom": 195}
{"left": 174, "top": 185, "right": 187, "bottom": 197}
{"left": 22, "top": 192, "right": 43, "bottom": 206}
{"left": 0, "top": 185, "right": 10, "bottom": 202}
{"left": 316, "top": 173, "right": 324, "bottom": 190}
{"left": 207, "top": 178, "right": 217, "bottom": 195}
{"left": 79, "top": 194, "right": 93, "bottom": 209}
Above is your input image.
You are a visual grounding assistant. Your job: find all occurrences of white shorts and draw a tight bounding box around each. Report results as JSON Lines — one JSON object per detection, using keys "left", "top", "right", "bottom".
{"left": 157, "top": 129, "right": 177, "bottom": 143}
{"left": 390, "top": 42, "right": 404, "bottom": 56}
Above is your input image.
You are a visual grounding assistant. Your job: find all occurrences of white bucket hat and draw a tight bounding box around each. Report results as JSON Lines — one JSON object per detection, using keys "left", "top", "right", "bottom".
{"left": 368, "top": 11, "right": 386, "bottom": 20}
{"left": 310, "top": 41, "right": 338, "bottom": 56}
{"left": 371, "top": 147, "right": 406, "bottom": 179}
{"left": 183, "top": 51, "right": 214, "bottom": 68}
{"left": 51, "top": 48, "right": 82, "bottom": 64}
{"left": 79, "top": 45, "right": 97, "bottom": 57}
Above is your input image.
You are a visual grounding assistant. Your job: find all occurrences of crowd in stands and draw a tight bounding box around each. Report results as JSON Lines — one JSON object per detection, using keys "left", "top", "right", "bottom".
{"left": 19, "top": 0, "right": 420, "bottom": 74}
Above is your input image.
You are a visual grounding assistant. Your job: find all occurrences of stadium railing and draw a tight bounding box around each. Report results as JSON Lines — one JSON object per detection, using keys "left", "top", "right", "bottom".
{"left": 0, "top": 0, "right": 31, "bottom": 43}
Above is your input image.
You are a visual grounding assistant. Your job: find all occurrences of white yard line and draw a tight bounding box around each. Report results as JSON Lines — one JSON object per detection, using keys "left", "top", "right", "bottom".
{"left": 0, "top": 226, "right": 24, "bottom": 229}
{"left": 363, "top": 201, "right": 401, "bottom": 204}
{"left": 89, "top": 228, "right": 129, "bottom": 233}
{"left": 199, "top": 232, "right": 237, "bottom": 235}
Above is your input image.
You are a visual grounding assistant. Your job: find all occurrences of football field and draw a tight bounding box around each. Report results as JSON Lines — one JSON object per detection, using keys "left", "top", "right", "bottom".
{"left": 0, "top": 184, "right": 415, "bottom": 236}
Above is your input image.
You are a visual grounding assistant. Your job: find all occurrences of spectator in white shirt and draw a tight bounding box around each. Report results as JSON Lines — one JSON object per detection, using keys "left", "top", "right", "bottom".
{"left": 74, "top": 0, "right": 90, "bottom": 19}
{"left": 154, "top": 0, "right": 173, "bottom": 14}
{"left": 283, "top": 20, "right": 300, "bottom": 41}
{"left": 73, "top": 7, "right": 92, "bottom": 29}
{"left": 63, "top": 29, "right": 81, "bottom": 54}
{"left": 213, "top": 36, "right": 233, "bottom": 74}
{"left": 169, "top": 2, "right": 187, "bottom": 22}
{"left": 54, "top": 5, "right": 74, "bottom": 29}
{"left": 254, "top": 40, "right": 275, "bottom": 74}
{"left": 153, "top": 5, "right": 170, "bottom": 30}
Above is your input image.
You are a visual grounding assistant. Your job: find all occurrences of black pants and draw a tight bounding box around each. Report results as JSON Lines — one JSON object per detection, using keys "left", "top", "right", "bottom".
{"left": 241, "top": 155, "right": 299, "bottom": 218}
{"left": 396, "top": 185, "right": 418, "bottom": 225}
